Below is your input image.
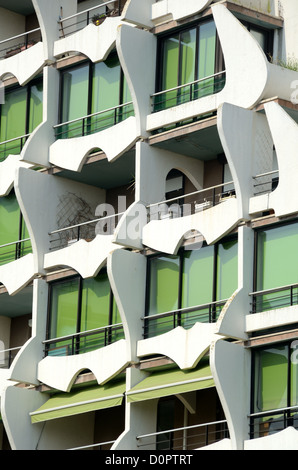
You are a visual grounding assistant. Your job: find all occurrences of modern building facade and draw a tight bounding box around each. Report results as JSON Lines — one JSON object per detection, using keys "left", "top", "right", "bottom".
{"left": 0, "top": 0, "right": 298, "bottom": 451}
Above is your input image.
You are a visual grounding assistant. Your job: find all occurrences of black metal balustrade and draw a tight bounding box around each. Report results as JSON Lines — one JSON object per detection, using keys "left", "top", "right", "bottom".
{"left": 0, "top": 134, "right": 30, "bottom": 162}
{"left": 137, "top": 419, "right": 229, "bottom": 450}
{"left": 250, "top": 283, "right": 298, "bottom": 314}
{"left": 252, "top": 170, "right": 279, "bottom": 195}
{"left": 0, "top": 238, "right": 32, "bottom": 266}
{"left": 54, "top": 102, "right": 134, "bottom": 140}
{"left": 152, "top": 71, "right": 226, "bottom": 113}
{"left": 58, "top": 1, "right": 123, "bottom": 38}
{"left": 0, "top": 28, "right": 42, "bottom": 60}
{"left": 249, "top": 406, "right": 298, "bottom": 439}
{"left": 143, "top": 300, "right": 227, "bottom": 339}
{"left": 43, "top": 323, "right": 125, "bottom": 357}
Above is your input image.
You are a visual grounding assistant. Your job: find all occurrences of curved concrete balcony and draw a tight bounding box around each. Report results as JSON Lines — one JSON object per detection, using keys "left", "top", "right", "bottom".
{"left": 54, "top": 1, "right": 123, "bottom": 62}
{"left": 146, "top": 4, "right": 298, "bottom": 134}
{"left": 0, "top": 40, "right": 44, "bottom": 86}
{"left": 50, "top": 107, "right": 137, "bottom": 171}
{"left": 142, "top": 181, "right": 238, "bottom": 252}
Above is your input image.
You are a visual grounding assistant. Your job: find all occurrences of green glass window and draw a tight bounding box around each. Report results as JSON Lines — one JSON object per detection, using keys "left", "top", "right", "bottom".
{"left": 148, "top": 256, "right": 180, "bottom": 316}
{"left": 155, "top": 20, "right": 223, "bottom": 111}
{"left": 0, "top": 80, "right": 43, "bottom": 162}
{"left": 0, "top": 192, "right": 32, "bottom": 265}
{"left": 252, "top": 342, "right": 298, "bottom": 437}
{"left": 47, "top": 272, "right": 123, "bottom": 356}
{"left": 216, "top": 239, "right": 238, "bottom": 300}
{"left": 145, "top": 238, "right": 238, "bottom": 337}
{"left": 59, "top": 54, "right": 133, "bottom": 139}
{"left": 255, "top": 223, "right": 298, "bottom": 311}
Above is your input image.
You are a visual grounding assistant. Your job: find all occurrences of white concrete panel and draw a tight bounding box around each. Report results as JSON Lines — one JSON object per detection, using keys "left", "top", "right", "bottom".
{"left": 44, "top": 235, "right": 122, "bottom": 278}
{"left": 122, "top": 0, "right": 155, "bottom": 28}
{"left": 117, "top": 24, "right": 156, "bottom": 136}
{"left": 49, "top": 116, "right": 138, "bottom": 171}
{"left": 54, "top": 18, "right": 122, "bottom": 62}
{"left": 108, "top": 249, "right": 147, "bottom": 362}
{"left": 216, "top": 226, "right": 253, "bottom": 341}
{"left": 246, "top": 305, "right": 298, "bottom": 333}
{"left": 0, "top": 156, "right": 32, "bottom": 197}
{"left": 37, "top": 339, "right": 129, "bottom": 392}
{"left": 244, "top": 426, "right": 298, "bottom": 450}
{"left": 0, "top": 254, "right": 35, "bottom": 296}
{"left": 210, "top": 339, "right": 251, "bottom": 450}
{"left": 152, "top": 0, "right": 213, "bottom": 23}
{"left": 137, "top": 323, "right": 220, "bottom": 369}
{"left": 142, "top": 197, "right": 239, "bottom": 253}
{"left": 0, "top": 42, "right": 45, "bottom": 86}
{"left": 9, "top": 279, "right": 48, "bottom": 386}
{"left": 2, "top": 385, "right": 47, "bottom": 450}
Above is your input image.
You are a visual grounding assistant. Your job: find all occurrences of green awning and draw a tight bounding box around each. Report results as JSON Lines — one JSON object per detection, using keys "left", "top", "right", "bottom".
{"left": 30, "top": 380, "right": 126, "bottom": 424}
{"left": 126, "top": 361, "right": 214, "bottom": 403}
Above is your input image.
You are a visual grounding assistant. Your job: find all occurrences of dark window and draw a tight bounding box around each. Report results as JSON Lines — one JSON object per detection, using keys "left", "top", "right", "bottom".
{"left": 46, "top": 271, "right": 124, "bottom": 356}
{"left": 242, "top": 21, "right": 273, "bottom": 61}
{"left": 144, "top": 239, "right": 238, "bottom": 337}
{"left": 251, "top": 341, "right": 298, "bottom": 439}
{"left": 154, "top": 19, "right": 225, "bottom": 111}
{"left": 57, "top": 53, "right": 133, "bottom": 139}
{"left": 0, "top": 78, "right": 43, "bottom": 161}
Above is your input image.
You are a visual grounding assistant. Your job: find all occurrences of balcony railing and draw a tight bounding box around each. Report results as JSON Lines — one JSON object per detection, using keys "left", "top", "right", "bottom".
{"left": 0, "top": 133, "right": 31, "bottom": 162}
{"left": 49, "top": 211, "right": 125, "bottom": 251}
{"left": 250, "top": 283, "right": 298, "bottom": 314}
{"left": 43, "top": 322, "right": 125, "bottom": 357}
{"left": 0, "top": 238, "right": 31, "bottom": 266}
{"left": 0, "top": 28, "right": 42, "bottom": 60}
{"left": 147, "top": 181, "right": 235, "bottom": 221}
{"left": 253, "top": 170, "right": 279, "bottom": 195}
{"left": 143, "top": 299, "right": 227, "bottom": 339}
{"left": 54, "top": 102, "right": 134, "bottom": 140}
{"left": 0, "top": 346, "right": 22, "bottom": 369}
{"left": 58, "top": 1, "right": 122, "bottom": 38}
{"left": 249, "top": 406, "right": 298, "bottom": 439}
{"left": 137, "top": 419, "right": 229, "bottom": 450}
{"left": 68, "top": 439, "right": 116, "bottom": 450}
{"left": 151, "top": 71, "right": 226, "bottom": 113}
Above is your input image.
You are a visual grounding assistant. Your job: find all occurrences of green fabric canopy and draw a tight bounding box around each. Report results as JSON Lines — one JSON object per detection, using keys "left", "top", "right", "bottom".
{"left": 126, "top": 362, "right": 214, "bottom": 403}
{"left": 30, "top": 380, "right": 126, "bottom": 424}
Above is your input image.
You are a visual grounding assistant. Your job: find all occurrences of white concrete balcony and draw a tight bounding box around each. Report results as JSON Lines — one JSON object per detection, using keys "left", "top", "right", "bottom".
{"left": 0, "top": 27, "right": 42, "bottom": 60}
{"left": 58, "top": 1, "right": 122, "bottom": 39}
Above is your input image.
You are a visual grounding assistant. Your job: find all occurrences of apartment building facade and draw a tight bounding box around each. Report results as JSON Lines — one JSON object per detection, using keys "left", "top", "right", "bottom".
{"left": 0, "top": 0, "right": 297, "bottom": 450}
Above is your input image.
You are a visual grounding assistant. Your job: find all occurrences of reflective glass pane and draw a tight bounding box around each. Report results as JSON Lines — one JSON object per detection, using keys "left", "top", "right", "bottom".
{"left": 49, "top": 278, "right": 80, "bottom": 340}
{"left": 0, "top": 87, "right": 27, "bottom": 160}
{"left": 80, "top": 273, "right": 110, "bottom": 332}
{"left": 216, "top": 239, "right": 238, "bottom": 300}
{"left": 28, "top": 82, "right": 43, "bottom": 133}
{"left": 196, "top": 20, "right": 216, "bottom": 98}
{"left": 0, "top": 193, "right": 20, "bottom": 265}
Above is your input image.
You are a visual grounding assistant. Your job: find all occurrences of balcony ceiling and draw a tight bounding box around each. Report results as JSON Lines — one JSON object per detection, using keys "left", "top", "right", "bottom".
{"left": 148, "top": 117, "right": 223, "bottom": 161}
{"left": 0, "top": 0, "right": 34, "bottom": 15}
{"left": 0, "top": 285, "right": 33, "bottom": 318}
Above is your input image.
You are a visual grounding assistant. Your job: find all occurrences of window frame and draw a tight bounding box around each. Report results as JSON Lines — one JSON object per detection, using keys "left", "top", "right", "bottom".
{"left": 241, "top": 20, "right": 274, "bottom": 61}
{"left": 155, "top": 17, "right": 224, "bottom": 95}
{"left": 46, "top": 271, "right": 119, "bottom": 345}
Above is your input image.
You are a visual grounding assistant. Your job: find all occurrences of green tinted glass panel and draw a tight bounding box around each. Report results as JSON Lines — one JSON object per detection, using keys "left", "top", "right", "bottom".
{"left": 179, "top": 28, "right": 196, "bottom": 104}
{"left": 148, "top": 256, "right": 180, "bottom": 316}
{"left": 19, "top": 216, "right": 32, "bottom": 257}
{"left": 0, "top": 193, "right": 20, "bottom": 265}
{"left": 257, "top": 224, "right": 298, "bottom": 290}
{"left": 254, "top": 346, "right": 288, "bottom": 412}
{"left": 216, "top": 239, "right": 238, "bottom": 300}
{"left": 60, "top": 64, "right": 89, "bottom": 138}
{"left": 0, "top": 87, "right": 27, "bottom": 160}
{"left": 91, "top": 55, "right": 121, "bottom": 132}
{"left": 28, "top": 82, "right": 43, "bottom": 133}
{"left": 291, "top": 342, "right": 298, "bottom": 407}
{"left": 196, "top": 20, "right": 216, "bottom": 98}
{"left": 80, "top": 273, "right": 110, "bottom": 331}
{"left": 159, "top": 34, "right": 179, "bottom": 110}
{"left": 181, "top": 247, "right": 214, "bottom": 325}
{"left": 49, "top": 278, "right": 80, "bottom": 339}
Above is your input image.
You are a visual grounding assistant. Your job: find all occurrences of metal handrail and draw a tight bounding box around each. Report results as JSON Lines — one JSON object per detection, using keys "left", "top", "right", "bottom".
{"left": 58, "top": 1, "right": 116, "bottom": 24}
{"left": 43, "top": 322, "right": 123, "bottom": 344}
{"left": 151, "top": 71, "right": 226, "bottom": 98}
{"left": 137, "top": 419, "right": 228, "bottom": 440}
{"left": 253, "top": 170, "right": 279, "bottom": 179}
{"left": 68, "top": 439, "right": 116, "bottom": 451}
{"left": 249, "top": 405, "right": 298, "bottom": 418}
{"left": 249, "top": 283, "right": 298, "bottom": 297}
{"left": 146, "top": 181, "right": 234, "bottom": 209}
{"left": 0, "top": 133, "right": 31, "bottom": 146}
{"left": 141, "top": 298, "right": 228, "bottom": 321}
{"left": 54, "top": 102, "right": 133, "bottom": 130}
{"left": 0, "top": 27, "right": 41, "bottom": 46}
{"left": 49, "top": 211, "right": 125, "bottom": 236}
{"left": 0, "top": 238, "right": 30, "bottom": 249}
